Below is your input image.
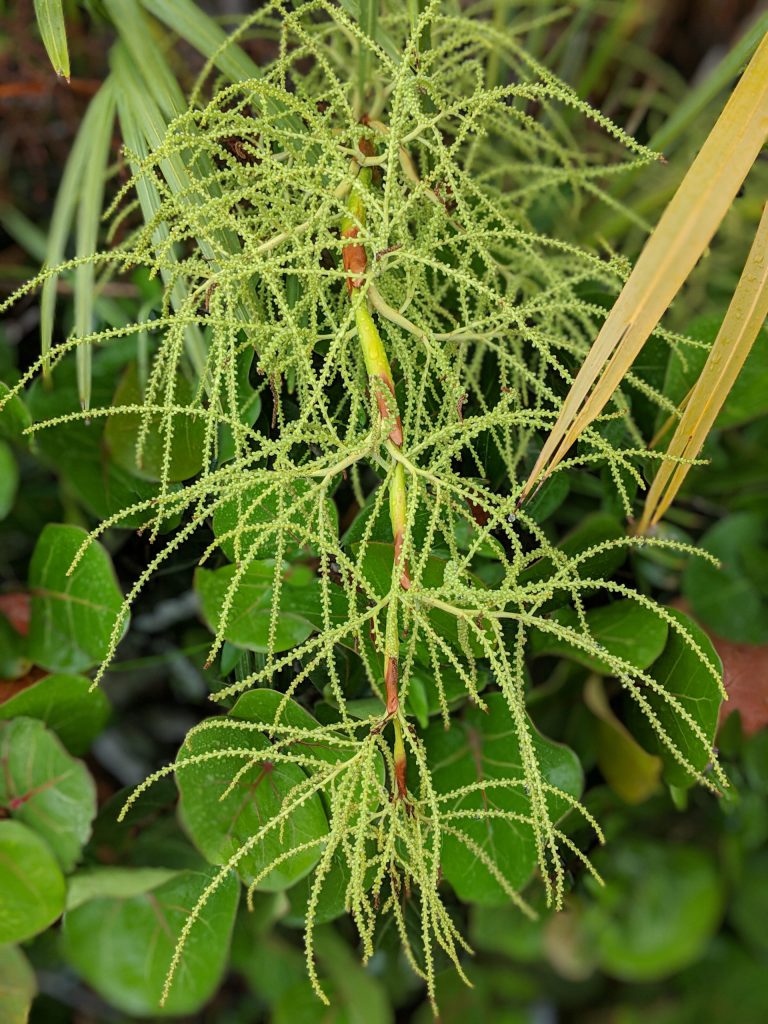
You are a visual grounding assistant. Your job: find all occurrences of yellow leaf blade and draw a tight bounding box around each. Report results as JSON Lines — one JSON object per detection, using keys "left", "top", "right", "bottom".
{"left": 640, "top": 201, "right": 768, "bottom": 530}
{"left": 520, "top": 31, "right": 768, "bottom": 503}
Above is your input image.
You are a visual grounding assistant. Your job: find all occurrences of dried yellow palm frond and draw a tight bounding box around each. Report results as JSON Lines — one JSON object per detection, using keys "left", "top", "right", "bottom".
{"left": 639, "top": 202, "right": 768, "bottom": 531}
{"left": 519, "top": 30, "right": 768, "bottom": 505}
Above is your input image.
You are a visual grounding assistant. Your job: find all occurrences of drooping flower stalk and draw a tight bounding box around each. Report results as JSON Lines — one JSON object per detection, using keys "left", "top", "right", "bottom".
{"left": 345, "top": 134, "right": 409, "bottom": 797}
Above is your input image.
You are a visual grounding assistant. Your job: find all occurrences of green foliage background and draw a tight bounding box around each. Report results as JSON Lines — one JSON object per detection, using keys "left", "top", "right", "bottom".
{"left": 1, "top": 1, "right": 767, "bottom": 1022}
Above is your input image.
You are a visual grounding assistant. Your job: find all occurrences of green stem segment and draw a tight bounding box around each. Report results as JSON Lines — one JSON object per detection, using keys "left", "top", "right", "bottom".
{"left": 345, "top": 135, "right": 410, "bottom": 801}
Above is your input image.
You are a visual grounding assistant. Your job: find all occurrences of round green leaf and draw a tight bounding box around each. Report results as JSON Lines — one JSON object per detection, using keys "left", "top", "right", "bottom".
{"left": 0, "top": 945, "right": 36, "bottom": 1024}
{"left": 0, "top": 614, "right": 29, "bottom": 680}
{"left": 0, "top": 717, "right": 97, "bottom": 871}
{"left": 582, "top": 840, "right": 722, "bottom": 981}
{"left": 65, "top": 866, "right": 179, "bottom": 911}
{"left": 683, "top": 512, "right": 768, "bottom": 644}
{"left": 0, "top": 382, "right": 31, "bottom": 441}
{"left": 0, "top": 440, "right": 18, "bottom": 520}
{"left": 195, "top": 561, "right": 314, "bottom": 654}
{"left": 212, "top": 478, "right": 336, "bottom": 562}
{"left": 0, "top": 673, "right": 110, "bottom": 755}
{"left": 424, "top": 693, "right": 582, "bottom": 904}
{"left": 177, "top": 716, "right": 328, "bottom": 891}
{"left": 731, "top": 851, "right": 768, "bottom": 954}
{"left": 104, "top": 362, "right": 206, "bottom": 481}
{"left": 62, "top": 868, "right": 239, "bottom": 1016}
{"left": 529, "top": 599, "right": 669, "bottom": 673}
{"left": 272, "top": 926, "right": 391, "bottom": 1024}
{"left": 0, "top": 820, "right": 65, "bottom": 944}
{"left": 28, "top": 523, "right": 126, "bottom": 673}
{"left": 625, "top": 610, "right": 723, "bottom": 787}
{"left": 27, "top": 363, "right": 180, "bottom": 529}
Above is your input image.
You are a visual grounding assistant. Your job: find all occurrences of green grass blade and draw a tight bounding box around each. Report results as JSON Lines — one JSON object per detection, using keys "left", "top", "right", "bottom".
{"left": 357, "top": 0, "right": 377, "bottom": 105}
{"left": 0, "top": 207, "right": 48, "bottom": 263}
{"left": 33, "top": 0, "right": 70, "bottom": 79}
{"left": 105, "top": 0, "right": 186, "bottom": 120}
{"left": 140, "top": 0, "right": 261, "bottom": 82}
{"left": 40, "top": 80, "right": 114, "bottom": 381}
{"left": 111, "top": 43, "right": 207, "bottom": 381}
{"left": 74, "top": 79, "right": 117, "bottom": 411}
{"left": 650, "top": 11, "right": 768, "bottom": 152}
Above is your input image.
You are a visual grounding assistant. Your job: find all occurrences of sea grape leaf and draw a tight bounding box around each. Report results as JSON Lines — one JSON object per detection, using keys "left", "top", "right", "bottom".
{"left": 0, "top": 440, "right": 18, "bottom": 519}
{"left": 212, "top": 477, "right": 337, "bottom": 562}
{"left": 176, "top": 716, "right": 328, "bottom": 890}
{"left": 625, "top": 610, "right": 723, "bottom": 788}
{"left": 581, "top": 840, "right": 722, "bottom": 980}
{"left": 218, "top": 348, "right": 262, "bottom": 463}
{"left": 61, "top": 868, "right": 239, "bottom": 1016}
{"left": 584, "top": 676, "right": 662, "bottom": 804}
{"left": 731, "top": 850, "right": 768, "bottom": 955}
{"left": 0, "top": 381, "right": 31, "bottom": 441}
{"left": 664, "top": 315, "right": 768, "bottom": 429}
{"left": 27, "top": 364, "right": 178, "bottom": 528}
{"left": 0, "top": 945, "right": 36, "bottom": 1024}
{"left": 524, "top": 471, "right": 570, "bottom": 524}
{"left": 28, "top": 523, "right": 126, "bottom": 673}
{"left": 272, "top": 926, "right": 392, "bottom": 1024}
{"left": 86, "top": 778, "right": 204, "bottom": 871}
{"left": 683, "top": 512, "right": 768, "bottom": 644}
{"left": 519, "top": 513, "right": 626, "bottom": 588}
{"left": 104, "top": 361, "right": 206, "bottom": 481}
{"left": 65, "top": 866, "right": 179, "bottom": 911}
{"left": 528, "top": 599, "right": 669, "bottom": 673}
{"left": 0, "top": 672, "right": 110, "bottom": 754}
{"left": 423, "top": 693, "right": 582, "bottom": 904}
{"left": 0, "top": 614, "right": 28, "bottom": 680}
{"left": 195, "top": 560, "right": 315, "bottom": 654}
{"left": 0, "top": 820, "right": 66, "bottom": 944}
{"left": 0, "top": 717, "right": 97, "bottom": 871}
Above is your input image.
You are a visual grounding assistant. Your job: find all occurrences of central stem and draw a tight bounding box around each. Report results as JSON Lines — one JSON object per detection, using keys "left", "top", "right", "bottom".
{"left": 344, "top": 131, "right": 410, "bottom": 803}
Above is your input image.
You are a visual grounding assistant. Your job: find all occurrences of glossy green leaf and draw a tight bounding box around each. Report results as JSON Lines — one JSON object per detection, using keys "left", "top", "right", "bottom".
{"left": 0, "top": 615, "right": 28, "bottom": 680}
{"left": 0, "top": 441, "right": 18, "bottom": 520}
{"left": 626, "top": 610, "right": 723, "bottom": 788}
{"left": 424, "top": 693, "right": 582, "bottom": 904}
{"left": 66, "top": 866, "right": 179, "bottom": 911}
{"left": 27, "top": 362, "right": 179, "bottom": 528}
{"left": 33, "top": 0, "right": 70, "bottom": 78}
{"left": 584, "top": 676, "right": 662, "bottom": 804}
{"left": 664, "top": 316, "right": 768, "bottom": 429}
{"left": 212, "top": 478, "right": 336, "bottom": 562}
{"left": 28, "top": 523, "right": 126, "bottom": 673}
{"left": 62, "top": 868, "right": 239, "bottom": 1016}
{"left": 0, "top": 673, "right": 110, "bottom": 755}
{"left": 0, "top": 717, "right": 97, "bottom": 871}
{"left": 519, "top": 513, "right": 626, "bottom": 588}
{"left": 529, "top": 599, "right": 669, "bottom": 673}
{"left": 273, "top": 925, "right": 392, "bottom": 1024}
{"left": 105, "top": 362, "right": 206, "bottom": 481}
{"left": 0, "top": 382, "right": 31, "bottom": 441}
{"left": 195, "top": 561, "right": 314, "bottom": 654}
{"left": 683, "top": 512, "right": 768, "bottom": 644}
{"left": 582, "top": 840, "right": 722, "bottom": 980}
{"left": 0, "top": 945, "right": 36, "bottom": 1024}
{"left": 176, "top": 716, "right": 328, "bottom": 890}
{"left": 218, "top": 349, "right": 262, "bottom": 463}
{"left": 0, "top": 820, "right": 66, "bottom": 944}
